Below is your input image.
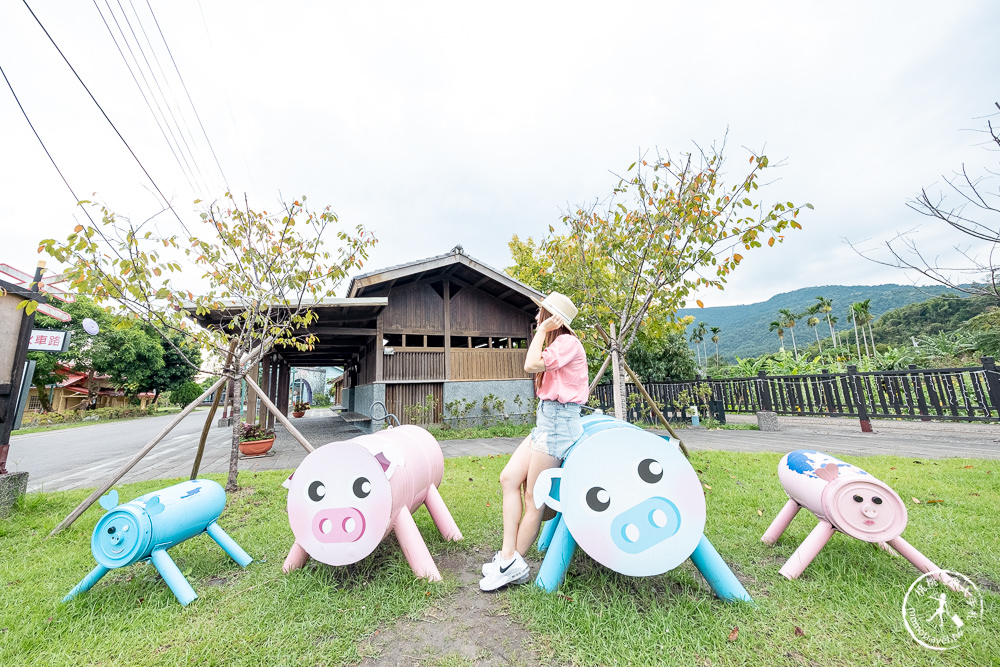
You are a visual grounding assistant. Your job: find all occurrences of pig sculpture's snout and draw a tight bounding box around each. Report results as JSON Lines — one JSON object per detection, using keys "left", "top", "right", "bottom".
{"left": 610, "top": 497, "right": 681, "bottom": 554}
{"left": 311, "top": 508, "right": 366, "bottom": 543}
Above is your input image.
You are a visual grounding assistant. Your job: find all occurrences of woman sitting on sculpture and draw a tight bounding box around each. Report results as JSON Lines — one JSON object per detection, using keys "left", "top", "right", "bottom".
{"left": 479, "top": 292, "right": 589, "bottom": 591}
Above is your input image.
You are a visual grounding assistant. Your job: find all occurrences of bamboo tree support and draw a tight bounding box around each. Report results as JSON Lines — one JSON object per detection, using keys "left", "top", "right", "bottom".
{"left": 244, "top": 374, "right": 315, "bottom": 454}
{"left": 588, "top": 354, "right": 613, "bottom": 395}
{"left": 49, "top": 375, "right": 229, "bottom": 537}
{"left": 592, "top": 322, "right": 689, "bottom": 457}
{"left": 191, "top": 341, "right": 237, "bottom": 480}
{"left": 621, "top": 361, "right": 690, "bottom": 458}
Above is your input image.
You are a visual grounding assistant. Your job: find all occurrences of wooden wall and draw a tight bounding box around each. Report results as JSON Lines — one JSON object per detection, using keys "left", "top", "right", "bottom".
{"left": 386, "top": 382, "right": 444, "bottom": 425}
{"left": 382, "top": 283, "right": 444, "bottom": 332}
{"left": 451, "top": 349, "right": 529, "bottom": 381}
{"left": 449, "top": 286, "right": 532, "bottom": 336}
{"left": 383, "top": 351, "right": 445, "bottom": 381}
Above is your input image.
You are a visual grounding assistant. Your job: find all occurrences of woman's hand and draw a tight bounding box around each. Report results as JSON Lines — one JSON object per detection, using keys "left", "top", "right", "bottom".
{"left": 537, "top": 314, "right": 564, "bottom": 333}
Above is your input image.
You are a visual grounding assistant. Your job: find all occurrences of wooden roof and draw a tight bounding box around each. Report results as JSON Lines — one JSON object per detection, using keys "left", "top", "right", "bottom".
{"left": 346, "top": 247, "right": 543, "bottom": 313}
{"left": 184, "top": 297, "right": 387, "bottom": 366}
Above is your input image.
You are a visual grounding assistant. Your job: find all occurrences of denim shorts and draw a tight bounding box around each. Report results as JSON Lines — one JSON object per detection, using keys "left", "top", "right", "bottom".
{"left": 530, "top": 400, "right": 583, "bottom": 459}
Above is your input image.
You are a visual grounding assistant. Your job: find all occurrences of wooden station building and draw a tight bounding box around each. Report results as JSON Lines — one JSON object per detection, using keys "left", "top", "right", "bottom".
{"left": 192, "top": 247, "right": 544, "bottom": 429}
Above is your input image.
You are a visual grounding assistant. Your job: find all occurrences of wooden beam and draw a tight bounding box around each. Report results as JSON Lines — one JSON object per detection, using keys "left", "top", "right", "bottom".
{"left": 308, "top": 327, "right": 377, "bottom": 335}
{"left": 443, "top": 280, "right": 451, "bottom": 381}
{"left": 375, "top": 311, "right": 384, "bottom": 382}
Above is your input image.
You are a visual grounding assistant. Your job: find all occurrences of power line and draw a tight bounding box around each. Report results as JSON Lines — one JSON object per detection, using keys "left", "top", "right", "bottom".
{"left": 93, "top": 0, "right": 201, "bottom": 195}
{"left": 147, "top": 0, "right": 231, "bottom": 194}
{"left": 115, "top": 0, "right": 212, "bottom": 194}
{"left": 0, "top": 62, "right": 99, "bottom": 227}
{"left": 20, "top": 0, "right": 192, "bottom": 235}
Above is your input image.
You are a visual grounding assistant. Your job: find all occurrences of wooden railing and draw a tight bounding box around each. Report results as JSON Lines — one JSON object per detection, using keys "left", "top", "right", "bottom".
{"left": 592, "top": 357, "right": 1000, "bottom": 423}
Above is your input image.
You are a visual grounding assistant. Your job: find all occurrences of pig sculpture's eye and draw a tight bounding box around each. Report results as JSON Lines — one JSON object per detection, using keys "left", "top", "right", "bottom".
{"left": 586, "top": 487, "right": 610, "bottom": 512}
{"left": 353, "top": 477, "right": 371, "bottom": 499}
{"left": 308, "top": 481, "right": 326, "bottom": 502}
{"left": 853, "top": 495, "right": 863, "bottom": 503}
{"left": 872, "top": 497, "right": 883, "bottom": 505}
{"left": 638, "top": 458, "right": 663, "bottom": 484}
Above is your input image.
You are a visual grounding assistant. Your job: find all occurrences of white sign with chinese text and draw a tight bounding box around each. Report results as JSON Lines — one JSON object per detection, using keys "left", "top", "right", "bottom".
{"left": 28, "top": 329, "right": 71, "bottom": 353}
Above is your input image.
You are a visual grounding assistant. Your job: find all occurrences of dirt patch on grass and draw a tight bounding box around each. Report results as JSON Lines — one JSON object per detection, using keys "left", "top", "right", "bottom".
{"left": 356, "top": 548, "right": 549, "bottom": 666}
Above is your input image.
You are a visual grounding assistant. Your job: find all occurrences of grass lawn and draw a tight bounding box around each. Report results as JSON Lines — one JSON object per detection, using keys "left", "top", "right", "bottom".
{"left": 1, "top": 452, "right": 997, "bottom": 666}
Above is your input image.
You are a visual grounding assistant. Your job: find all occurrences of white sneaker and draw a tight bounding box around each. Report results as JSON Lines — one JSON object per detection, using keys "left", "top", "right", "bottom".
{"left": 482, "top": 552, "right": 531, "bottom": 583}
{"left": 479, "top": 552, "right": 530, "bottom": 591}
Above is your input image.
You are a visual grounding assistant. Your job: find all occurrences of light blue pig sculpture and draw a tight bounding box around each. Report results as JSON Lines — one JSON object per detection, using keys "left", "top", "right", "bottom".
{"left": 64, "top": 479, "right": 252, "bottom": 606}
{"left": 532, "top": 415, "right": 752, "bottom": 603}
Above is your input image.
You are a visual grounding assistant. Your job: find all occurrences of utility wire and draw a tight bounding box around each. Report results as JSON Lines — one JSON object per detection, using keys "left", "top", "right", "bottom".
{"left": 21, "top": 0, "right": 192, "bottom": 235}
{"left": 116, "top": 0, "right": 211, "bottom": 195}
{"left": 148, "top": 0, "right": 231, "bottom": 194}
{"left": 0, "top": 62, "right": 99, "bottom": 227}
{"left": 93, "top": 0, "right": 201, "bottom": 195}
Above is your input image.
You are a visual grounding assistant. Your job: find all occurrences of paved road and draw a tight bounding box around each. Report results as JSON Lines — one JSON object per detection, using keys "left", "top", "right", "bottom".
{"left": 8, "top": 409, "right": 1000, "bottom": 494}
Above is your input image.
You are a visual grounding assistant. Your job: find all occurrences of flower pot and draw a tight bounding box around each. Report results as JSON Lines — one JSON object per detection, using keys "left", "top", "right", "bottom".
{"left": 292, "top": 411, "right": 305, "bottom": 418}
{"left": 239, "top": 438, "right": 275, "bottom": 456}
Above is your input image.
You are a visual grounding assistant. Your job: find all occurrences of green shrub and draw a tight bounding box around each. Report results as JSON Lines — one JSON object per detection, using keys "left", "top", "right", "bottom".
{"left": 169, "top": 381, "right": 203, "bottom": 407}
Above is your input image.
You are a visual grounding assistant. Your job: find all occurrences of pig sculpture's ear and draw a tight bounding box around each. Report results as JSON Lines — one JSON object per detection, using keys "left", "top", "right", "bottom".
{"left": 98, "top": 490, "right": 119, "bottom": 511}
{"left": 282, "top": 473, "right": 294, "bottom": 490}
{"left": 373, "top": 443, "right": 405, "bottom": 480}
{"left": 532, "top": 468, "right": 564, "bottom": 511}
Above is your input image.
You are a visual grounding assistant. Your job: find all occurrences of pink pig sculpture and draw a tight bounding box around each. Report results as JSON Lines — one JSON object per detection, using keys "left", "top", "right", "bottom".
{"left": 282, "top": 426, "right": 462, "bottom": 581}
{"left": 762, "top": 449, "right": 958, "bottom": 590}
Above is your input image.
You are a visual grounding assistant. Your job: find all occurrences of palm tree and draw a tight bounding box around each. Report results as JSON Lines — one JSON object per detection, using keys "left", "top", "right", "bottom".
{"left": 848, "top": 303, "right": 866, "bottom": 359}
{"left": 710, "top": 326, "right": 721, "bottom": 367}
{"left": 828, "top": 314, "right": 841, "bottom": 350}
{"left": 690, "top": 328, "right": 702, "bottom": 367}
{"left": 807, "top": 314, "right": 823, "bottom": 353}
{"left": 777, "top": 308, "right": 800, "bottom": 359}
{"left": 696, "top": 322, "right": 709, "bottom": 369}
{"left": 815, "top": 296, "right": 836, "bottom": 348}
{"left": 853, "top": 299, "right": 875, "bottom": 357}
{"left": 769, "top": 320, "right": 786, "bottom": 351}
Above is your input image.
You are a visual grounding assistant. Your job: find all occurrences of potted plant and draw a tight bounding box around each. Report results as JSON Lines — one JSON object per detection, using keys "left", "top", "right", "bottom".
{"left": 238, "top": 421, "right": 276, "bottom": 456}
{"left": 291, "top": 399, "right": 308, "bottom": 418}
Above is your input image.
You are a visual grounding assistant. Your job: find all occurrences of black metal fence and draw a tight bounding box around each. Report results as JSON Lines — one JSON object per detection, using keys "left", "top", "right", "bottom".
{"left": 592, "top": 357, "right": 1000, "bottom": 424}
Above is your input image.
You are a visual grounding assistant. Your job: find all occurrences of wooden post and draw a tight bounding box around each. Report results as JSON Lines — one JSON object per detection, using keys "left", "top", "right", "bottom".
{"left": 245, "top": 362, "right": 259, "bottom": 425}
{"left": 443, "top": 280, "right": 451, "bottom": 381}
{"left": 847, "top": 365, "right": 873, "bottom": 433}
{"left": 375, "top": 312, "right": 384, "bottom": 382}
{"left": 50, "top": 376, "right": 228, "bottom": 537}
{"left": 980, "top": 357, "right": 1000, "bottom": 420}
{"left": 244, "top": 375, "right": 314, "bottom": 454}
{"left": 191, "top": 341, "right": 237, "bottom": 480}
{"left": 260, "top": 354, "right": 272, "bottom": 428}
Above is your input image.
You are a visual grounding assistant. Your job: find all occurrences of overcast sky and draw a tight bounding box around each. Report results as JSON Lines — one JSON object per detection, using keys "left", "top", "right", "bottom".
{"left": 2, "top": 1, "right": 997, "bottom": 309}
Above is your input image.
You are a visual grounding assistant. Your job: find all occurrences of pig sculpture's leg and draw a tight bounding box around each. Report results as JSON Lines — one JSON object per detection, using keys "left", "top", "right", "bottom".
{"left": 536, "top": 512, "right": 561, "bottom": 554}
{"left": 424, "top": 485, "right": 463, "bottom": 541}
{"left": 690, "top": 535, "right": 753, "bottom": 603}
{"left": 206, "top": 522, "right": 253, "bottom": 567}
{"left": 887, "top": 536, "right": 963, "bottom": 593}
{"left": 282, "top": 542, "right": 310, "bottom": 574}
{"left": 778, "top": 520, "right": 835, "bottom": 580}
{"left": 150, "top": 548, "right": 198, "bottom": 606}
{"left": 534, "top": 516, "right": 575, "bottom": 593}
{"left": 393, "top": 510, "right": 442, "bottom": 581}
{"left": 761, "top": 499, "right": 801, "bottom": 545}
{"left": 62, "top": 564, "right": 110, "bottom": 602}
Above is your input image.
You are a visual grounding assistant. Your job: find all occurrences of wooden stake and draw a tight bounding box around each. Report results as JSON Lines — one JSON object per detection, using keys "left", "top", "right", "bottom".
{"left": 244, "top": 374, "right": 314, "bottom": 454}
{"left": 191, "top": 341, "right": 237, "bottom": 480}
{"left": 49, "top": 375, "right": 229, "bottom": 537}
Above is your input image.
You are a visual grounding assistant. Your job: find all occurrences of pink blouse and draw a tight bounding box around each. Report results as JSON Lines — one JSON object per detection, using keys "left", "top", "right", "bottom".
{"left": 537, "top": 334, "right": 589, "bottom": 405}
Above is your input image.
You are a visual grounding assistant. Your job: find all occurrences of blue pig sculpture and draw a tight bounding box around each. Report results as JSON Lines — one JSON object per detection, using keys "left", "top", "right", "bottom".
{"left": 63, "top": 479, "right": 252, "bottom": 606}
{"left": 532, "top": 415, "right": 752, "bottom": 603}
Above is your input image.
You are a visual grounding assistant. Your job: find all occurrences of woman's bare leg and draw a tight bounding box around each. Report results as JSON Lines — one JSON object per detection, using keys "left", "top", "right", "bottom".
{"left": 515, "top": 449, "right": 562, "bottom": 556}
{"left": 499, "top": 435, "right": 533, "bottom": 559}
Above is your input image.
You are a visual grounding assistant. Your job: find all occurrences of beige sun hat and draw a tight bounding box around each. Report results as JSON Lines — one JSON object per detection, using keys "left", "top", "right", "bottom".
{"left": 530, "top": 291, "right": 578, "bottom": 333}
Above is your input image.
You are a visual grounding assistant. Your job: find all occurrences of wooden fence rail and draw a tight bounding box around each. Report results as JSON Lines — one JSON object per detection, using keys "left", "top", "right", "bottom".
{"left": 591, "top": 356, "right": 1000, "bottom": 424}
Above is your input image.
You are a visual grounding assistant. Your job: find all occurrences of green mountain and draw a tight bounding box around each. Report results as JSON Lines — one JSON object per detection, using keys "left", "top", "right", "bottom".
{"left": 677, "top": 284, "right": 964, "bottom": 361}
